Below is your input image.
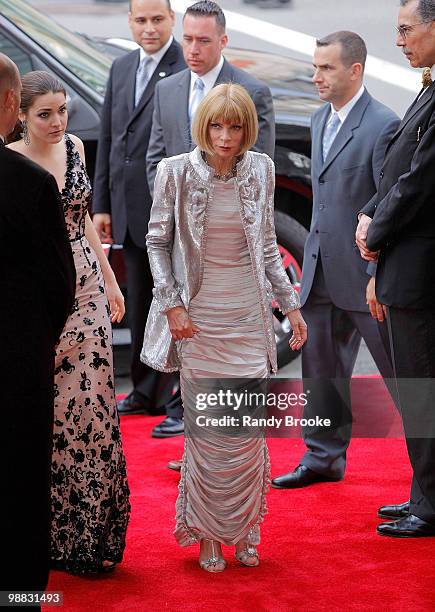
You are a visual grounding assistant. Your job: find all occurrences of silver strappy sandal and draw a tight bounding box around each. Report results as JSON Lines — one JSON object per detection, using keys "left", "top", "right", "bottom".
{"left": 199, "top": 539, "right": 227, "bottom": 573}
{"left": 235, "top": 542, "right": 260, "bottom": 567}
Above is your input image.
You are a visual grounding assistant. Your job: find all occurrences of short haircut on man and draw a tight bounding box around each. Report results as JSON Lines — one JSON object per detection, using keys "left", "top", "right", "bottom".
{"left": 184, "top": 1, "right": 226, "bottom": 32}
{"left": 192, "top": 83, "right": 258, "bottom": 155}
{"left": 0, "top": 53, "right": 20, "bottom": 95}
{"left": 400, "top": 0, "right": 435, "bottom": 21}
{"left": 129, "top": 0, "right": 172, "bottom": 10}
{"left": 316, "top": 31, "right": 367, "bottom": 69}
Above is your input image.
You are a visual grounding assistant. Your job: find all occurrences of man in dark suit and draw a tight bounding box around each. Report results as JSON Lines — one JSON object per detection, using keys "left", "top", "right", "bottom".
{"left": 93, "top": 0, "right": 186, "bottom": 417}
{"left": 0, "top": 54, "right": 75, "bottom": 594}
{"left": 147, "top": 1, "right": 275, "bottom": 190}
{"left": 356, "top": 0, "right": 435, "bottom": 537}
{"left": 146, "top": 0, "right": 275, "bottom": 444}
{"left": 272, "top": 32, "right": 399, "bottom": 489}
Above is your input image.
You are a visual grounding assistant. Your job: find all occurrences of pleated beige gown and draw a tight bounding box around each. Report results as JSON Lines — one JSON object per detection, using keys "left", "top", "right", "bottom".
{"left": 175, "top": 178, "right": 270, "bottom": 547}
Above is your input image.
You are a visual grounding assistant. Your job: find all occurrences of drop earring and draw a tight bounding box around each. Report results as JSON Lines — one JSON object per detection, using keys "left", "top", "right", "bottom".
{"left": 22, "top": 120, "right": 30, "bottom": 146}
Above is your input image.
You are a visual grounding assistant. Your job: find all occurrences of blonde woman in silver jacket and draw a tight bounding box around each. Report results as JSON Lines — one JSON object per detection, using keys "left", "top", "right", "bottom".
{"left": 142, "top": 84, "right": 307, "bottom": 572}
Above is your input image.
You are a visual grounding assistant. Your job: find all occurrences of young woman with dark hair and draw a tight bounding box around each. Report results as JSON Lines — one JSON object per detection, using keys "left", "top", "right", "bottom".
{"left": 8, "top": 70, "right": 130, "bottom": 575}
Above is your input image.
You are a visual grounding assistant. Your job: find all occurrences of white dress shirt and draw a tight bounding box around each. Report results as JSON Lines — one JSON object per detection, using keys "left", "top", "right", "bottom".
{"left": 188, "top": 55, "right": 224, "bottom": 105}
{"left": 326, "top": 84, "right": 365, "bottom": 135}
{"left": 138, "top": 35, "right": 174, "bottom": 80}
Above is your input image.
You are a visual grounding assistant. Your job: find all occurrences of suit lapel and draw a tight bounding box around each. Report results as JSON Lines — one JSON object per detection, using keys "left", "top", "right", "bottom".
{"left": 214, "top": 58, "right": 233, "bottom": 84}
{"left": 178, "top": 70, "right": 192, "bottom": 150}
{"left": 127, "top": 41, "right": 185, "bottom": 125}
{"left": 385, "top": 82, "right": 435, "bottom": 152}
{"left": 130, "top": 66, "right": 159, "bottom": 119}
{"left": 312, "top": 105, "right": 329, "bottom": 175}
{"left": 321, "top": 122, "right": 353, "bottom": 173}
{"left": 125, "top": 49, "right": 140, "bottom": 116}
{"left": 320, "top": 90, "right": 371, "bottom": 176}
{"left": 401, "top": 86, "right": 427, "bottom": 123}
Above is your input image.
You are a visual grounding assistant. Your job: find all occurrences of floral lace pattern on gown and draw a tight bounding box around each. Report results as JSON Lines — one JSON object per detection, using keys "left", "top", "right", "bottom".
{"left": 50, "top": 134, "right": 130, "bottom": 574}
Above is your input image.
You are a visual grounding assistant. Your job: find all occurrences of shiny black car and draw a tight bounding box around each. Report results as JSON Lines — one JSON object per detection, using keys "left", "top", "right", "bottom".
{"left": 0, "top": 0, "right": 323, "bottom": 365}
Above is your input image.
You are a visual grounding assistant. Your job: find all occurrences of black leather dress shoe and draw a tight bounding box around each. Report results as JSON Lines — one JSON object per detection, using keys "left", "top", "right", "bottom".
{"left": 271, "top": 465, "right": 341, "bottom": 489}
{"left": 377, "top": 514, "right": 435, "bottom": 538}
{"left": 151, "top": 416, "right": 184, "bottom": 438}
{"left": 378, "top": 500, "right": 410, "bottom": 520}
{"left": 117, "top": 392, "right": 149, "bottom": 415}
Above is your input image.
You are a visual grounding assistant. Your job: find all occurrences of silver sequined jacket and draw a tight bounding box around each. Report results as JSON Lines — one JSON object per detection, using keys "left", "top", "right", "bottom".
{"left": 140, "top": 147, "right": 300, "bottom": 374}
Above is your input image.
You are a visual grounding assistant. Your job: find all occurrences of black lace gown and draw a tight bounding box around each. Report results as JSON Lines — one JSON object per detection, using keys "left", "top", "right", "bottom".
{"left": 50, "top": 134, "right": 130, "bottom": 574}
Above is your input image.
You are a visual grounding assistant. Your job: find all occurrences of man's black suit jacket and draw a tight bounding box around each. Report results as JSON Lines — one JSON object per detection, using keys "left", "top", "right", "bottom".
{"left": 0, "top": 143, "right": 75, "bottom": 590}
{"left": 93, "top": 40, "right": 186, "bottom": 248}
{"left": 362, "top": 82, "right": 435, "bottom": 309}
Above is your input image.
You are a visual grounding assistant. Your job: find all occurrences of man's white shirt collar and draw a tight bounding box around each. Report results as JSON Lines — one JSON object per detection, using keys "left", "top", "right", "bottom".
{"left": 139, "top": 35, "right": 173, "bottom": 74}
{"left": 189, "top": 55, "right": 224, "bottom": 98}
{"left": 431, "top": 65, "right": 435, "bottom": 82}
{"left": 329, "top": 84, "right": 365, "bottom": 126}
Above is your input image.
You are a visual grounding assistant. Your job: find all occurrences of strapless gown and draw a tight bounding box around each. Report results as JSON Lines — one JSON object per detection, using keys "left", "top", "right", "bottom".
{"left": 175, "top": 177, "right": 270, "bottom": 547}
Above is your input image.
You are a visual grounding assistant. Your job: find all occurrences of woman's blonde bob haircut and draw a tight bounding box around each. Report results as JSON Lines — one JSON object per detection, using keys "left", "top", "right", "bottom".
{"left": 191, "top": 83, "right": 259, "bottom": 156}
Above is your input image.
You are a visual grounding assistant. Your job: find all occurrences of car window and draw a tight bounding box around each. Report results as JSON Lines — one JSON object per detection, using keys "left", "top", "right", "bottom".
{"left": 0, "top": 0, "right": 111, "bottom": 95}
{"left": 0, "top": 31, "right": 32, "bottom": 74}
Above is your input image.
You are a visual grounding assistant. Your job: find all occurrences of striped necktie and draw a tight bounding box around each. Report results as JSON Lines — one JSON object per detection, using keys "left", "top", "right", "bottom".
{"left": 189, "top": 77, "right": 205, "bottom": 128}
{"left": 134, "top": 56, "right": 153, "bottom": 107}
{"left": 322, "top": 112, "right": 341, "bottom": 162}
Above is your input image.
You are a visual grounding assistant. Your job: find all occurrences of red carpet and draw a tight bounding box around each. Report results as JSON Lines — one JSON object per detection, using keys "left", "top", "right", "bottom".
{"left": 46, "top": 388, "right": 435, "bottom": 611}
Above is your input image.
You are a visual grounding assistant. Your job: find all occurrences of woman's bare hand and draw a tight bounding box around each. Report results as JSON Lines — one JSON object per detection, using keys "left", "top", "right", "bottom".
{"left": 105, "top": 280, "right": 125, "bottom": 323}
{"left": 166, "top": 306, "right": 200, "bottom": 341}
{"left": 287, "top": 309, "right": 308, "bottom": 351}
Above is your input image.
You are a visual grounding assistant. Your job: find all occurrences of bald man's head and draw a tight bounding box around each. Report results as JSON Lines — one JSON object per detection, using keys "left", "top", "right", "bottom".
{"left": 0, "top": 53, "right": 21, "bottom": 138}
{"left": 0, "top": 53, "right": 20, "bottom": 95}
